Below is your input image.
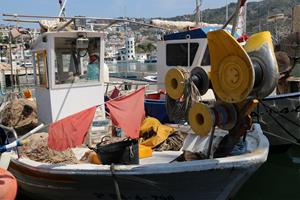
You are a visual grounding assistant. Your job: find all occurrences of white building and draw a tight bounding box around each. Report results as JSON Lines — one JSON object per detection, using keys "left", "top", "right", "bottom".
{"left": 136, "top": 53, "right": 147, "bottom": 63}
{"left": 125, "top": 37, "right": 135, "bottom": 60}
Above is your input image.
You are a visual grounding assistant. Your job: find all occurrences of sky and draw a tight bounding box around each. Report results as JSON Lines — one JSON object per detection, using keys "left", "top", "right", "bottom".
{"left": 0, "top": 0, "right": 259, "bottom": 26}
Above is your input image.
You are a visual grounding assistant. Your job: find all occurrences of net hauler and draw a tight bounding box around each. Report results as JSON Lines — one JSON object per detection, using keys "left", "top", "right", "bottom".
{"left": 165, "top": 29, "right": 279, "bottom": 142}
{"left": 208, "top": 30, "right": 278, "bottom": 103}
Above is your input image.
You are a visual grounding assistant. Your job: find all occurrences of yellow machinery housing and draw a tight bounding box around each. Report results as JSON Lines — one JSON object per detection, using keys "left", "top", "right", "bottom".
{"left": 164, "top": 29, "right": 279, "bottom": 137}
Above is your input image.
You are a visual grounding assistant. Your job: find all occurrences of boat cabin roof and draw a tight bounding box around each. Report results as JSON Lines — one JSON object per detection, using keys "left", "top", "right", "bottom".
{"left": 163, "top": 26, "right": 240, "bottom": 41}
{"left": 31, "top": 30, "right": 105, "bottom": 51}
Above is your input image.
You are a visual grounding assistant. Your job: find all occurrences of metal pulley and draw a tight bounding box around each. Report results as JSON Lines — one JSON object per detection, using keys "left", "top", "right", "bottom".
{"left": 244, "top": 31, "right": 279, "bottom": 98}
{"left": 207, "top": 30, "right": 279, "bottom": 103}
{"left": 190, "top": 67, "right": 210, "bottom": 95}
{"left": 165, "top": 67, "right": 210, "bottom": 100}
{"left": 188, "top": 102, "right": 237, "bottom": 136}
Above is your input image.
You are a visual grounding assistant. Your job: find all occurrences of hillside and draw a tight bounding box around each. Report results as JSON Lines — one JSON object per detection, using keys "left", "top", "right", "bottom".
{"left": 164, "top": 0, "right": 300, "bottom": 40}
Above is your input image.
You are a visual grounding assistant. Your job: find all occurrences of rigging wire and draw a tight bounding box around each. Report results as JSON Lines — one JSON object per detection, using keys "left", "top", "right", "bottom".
{"left": 259, "top": 99, "right": 300, "bottom": 128}
{"left": 259, "top": 100, "right": 300, "bottom": 142}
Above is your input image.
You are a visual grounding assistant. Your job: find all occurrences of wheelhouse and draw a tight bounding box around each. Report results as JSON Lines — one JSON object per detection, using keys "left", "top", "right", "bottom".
{"left": 31, "top": 31, "right": 106, "bottom": 124}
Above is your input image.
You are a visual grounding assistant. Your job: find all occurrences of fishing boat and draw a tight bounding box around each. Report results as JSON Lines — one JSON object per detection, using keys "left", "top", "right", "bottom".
{"left": 7, "top": 125, "right": 267, "bottom": 200}
{"left": 0, "top": 22, "right": 273, "bottom": 200}
{"left": 0, "top": 0, "right": 279, "bottom": 199}
{"left": 252, "top": 92, "right": 300, "bottom": 147}
{"left": 146, "top": 1, "right": 300, "bottom": 149}
{"left": 250, "top": 6, "right": 300, "bottom": 147}
{"left": 143, "top": 75, "right": 157, "bottom": 82}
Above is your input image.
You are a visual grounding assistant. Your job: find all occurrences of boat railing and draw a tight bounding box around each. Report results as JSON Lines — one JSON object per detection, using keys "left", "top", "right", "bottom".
{"left": 0, "top": 124, "right": 18, "bottom": 141}
{"left": 104, "top": 81, "right": 157, "bottom": 96}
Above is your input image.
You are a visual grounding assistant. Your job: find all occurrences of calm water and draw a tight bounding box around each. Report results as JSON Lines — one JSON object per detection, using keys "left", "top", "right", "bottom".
{"left": 235, "top": 145, "right": 300, "bottom": 200}
{"left": 107, "top": 62, "right": 157, "bottom": 73}
{"left": 107, "top": 62, "right": 157, "bottom": 80}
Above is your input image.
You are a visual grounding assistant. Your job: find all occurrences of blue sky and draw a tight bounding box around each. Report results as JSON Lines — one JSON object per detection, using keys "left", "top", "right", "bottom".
{"left": 0, "top": 0, "right": 259, "bottom": 25}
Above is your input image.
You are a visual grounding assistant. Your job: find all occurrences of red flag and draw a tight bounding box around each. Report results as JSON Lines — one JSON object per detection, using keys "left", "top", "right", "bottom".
{"left": 106, "top": 87, "right": 145, "bottom": 139}
{"left": 48, "top": 106, "right": 96, "bottom": 151}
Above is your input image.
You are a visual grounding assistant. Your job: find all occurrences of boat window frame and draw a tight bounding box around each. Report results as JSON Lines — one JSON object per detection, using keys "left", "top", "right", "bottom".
{"left": 200, "top": 45, "right": 211, "bottom": 66}
{"left": 35, "top": 50, "right": 48, "bottom": 88}
{"left": 166, "top": 42, "right": 199, "bottom": 67}
{"left": 52, "top": 35, "right": 103, "bottom": 89}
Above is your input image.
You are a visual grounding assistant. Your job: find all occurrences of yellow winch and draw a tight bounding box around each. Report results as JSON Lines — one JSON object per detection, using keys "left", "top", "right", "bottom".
{"left": 207, "top": 30, "right": 279, "bottom": 103}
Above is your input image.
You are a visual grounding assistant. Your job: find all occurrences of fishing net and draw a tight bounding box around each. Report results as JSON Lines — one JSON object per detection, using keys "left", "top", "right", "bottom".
{"left": 154, "top": 130, "right": 188, "bottom": 151}
{"left": 19, "top": 133, "right": 79, "bottom": 164}
{"left": 0, "top": 98, "right": 38, "bottom": 129}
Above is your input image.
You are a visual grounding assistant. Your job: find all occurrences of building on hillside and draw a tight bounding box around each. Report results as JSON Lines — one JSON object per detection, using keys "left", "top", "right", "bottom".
{"left": 125, "top": 36, "right": 135, "bottom": 60}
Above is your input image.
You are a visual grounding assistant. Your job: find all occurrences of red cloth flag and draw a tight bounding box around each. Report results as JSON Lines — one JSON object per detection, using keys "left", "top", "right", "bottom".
{"left": 48, "top": 106, "right": 96, "bottom": 151}
{"left": 106, "top": 87, "right": 145, "bottom": 139}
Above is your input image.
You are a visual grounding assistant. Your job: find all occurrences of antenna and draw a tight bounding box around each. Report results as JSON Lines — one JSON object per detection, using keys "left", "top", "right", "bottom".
{"left": 58, "top": 0, "right": 67, "bottom": 17}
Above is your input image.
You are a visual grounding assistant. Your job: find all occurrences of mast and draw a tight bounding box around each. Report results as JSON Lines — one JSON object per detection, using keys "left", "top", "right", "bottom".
{"left": 195, "top": 0, "right": 202, "bottom": 25}
{"left": 226, "top": 0, "right": 229, "bottom": 21}
{"left": 236, "top": 0, "right": 247, "bottom": 35}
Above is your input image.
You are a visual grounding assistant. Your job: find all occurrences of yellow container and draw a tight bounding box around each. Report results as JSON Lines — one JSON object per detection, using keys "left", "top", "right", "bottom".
{"left": 139, "top": 144, "right": 153, "bottom": 159}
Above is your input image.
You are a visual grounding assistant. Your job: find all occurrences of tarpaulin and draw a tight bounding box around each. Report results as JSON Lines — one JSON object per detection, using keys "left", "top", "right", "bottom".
{"left": 106, "top": 87, "right": 145, "bottom": 139}
{"left": 140, "top": 117, "right": 174, "bottom": 148}
{"left": 48, "top": 106, "right": 96, "bottom": 151}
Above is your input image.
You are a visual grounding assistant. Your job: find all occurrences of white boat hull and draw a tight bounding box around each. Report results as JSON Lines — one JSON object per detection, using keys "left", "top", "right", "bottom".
{"left": 11, "top": 162, "right": 260, "bottom": 200}
{"left": 8, "top": 124, "right": 269, "bottom": 200}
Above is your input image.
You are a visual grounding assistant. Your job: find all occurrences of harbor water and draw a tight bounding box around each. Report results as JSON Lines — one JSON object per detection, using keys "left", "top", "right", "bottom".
{"left": 106, "top": 61, "right": 157, "bottom": 80}
{"left": 235, "top": 145, "right": 300, "bottom": 200}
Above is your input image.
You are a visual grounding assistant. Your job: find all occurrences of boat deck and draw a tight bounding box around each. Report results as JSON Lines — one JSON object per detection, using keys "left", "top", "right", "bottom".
{"left": 10, "top": 126, "right": 261, "bottom": 173}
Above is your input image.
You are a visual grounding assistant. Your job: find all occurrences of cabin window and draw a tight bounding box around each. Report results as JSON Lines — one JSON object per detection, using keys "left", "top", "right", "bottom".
{"left": 35, "top": 50, "right": 48, "bottom": 88}
{"left": 166, "top": 43, "right": 199, "bottom": 66}
{"left": 201, "top": 46, "right": 211, "bottom": 66}
{"left": 54, "top": 37, "right": 101, "bottom": 85}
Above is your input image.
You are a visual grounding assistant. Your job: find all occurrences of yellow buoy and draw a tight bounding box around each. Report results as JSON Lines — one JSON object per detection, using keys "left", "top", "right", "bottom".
{"left": 23, "top": 88, "right": 32, "bottom": 99}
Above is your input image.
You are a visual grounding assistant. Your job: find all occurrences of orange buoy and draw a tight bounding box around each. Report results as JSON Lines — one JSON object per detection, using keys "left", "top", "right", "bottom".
{"left": 23, "top": 88, "right": 32, "bottom": 99}
{"left": 0, "top": 168, "right": 17, "bottom": 200}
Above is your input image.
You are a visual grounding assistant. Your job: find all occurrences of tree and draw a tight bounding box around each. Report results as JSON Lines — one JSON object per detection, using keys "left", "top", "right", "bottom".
{"left": 135, "top": 42, "right": 156, "bottom": 53}
{"left": 146, "top": 42, "right": 156, "bottom": 53}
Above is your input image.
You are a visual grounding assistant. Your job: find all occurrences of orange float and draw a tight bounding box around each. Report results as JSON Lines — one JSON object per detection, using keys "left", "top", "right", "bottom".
{"left": 0, "top": 168, "right": 17, "bottom": 200}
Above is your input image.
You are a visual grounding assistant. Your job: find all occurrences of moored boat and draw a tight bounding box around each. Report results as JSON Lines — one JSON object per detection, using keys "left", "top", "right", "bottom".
{"left": 8, "top": 124, "right": 268, "bottom": 200}
{"left": 1, "top": 1, "right": 278, "bottom": 199}
{"left": 253, "top": 91, "right": 300, "bottom": 147}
